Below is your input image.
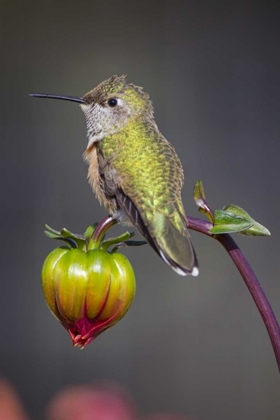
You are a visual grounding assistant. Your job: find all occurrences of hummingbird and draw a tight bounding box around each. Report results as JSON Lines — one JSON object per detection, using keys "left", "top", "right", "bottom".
{"left": 30, "top": 75, "right": 199, "bottom": 276}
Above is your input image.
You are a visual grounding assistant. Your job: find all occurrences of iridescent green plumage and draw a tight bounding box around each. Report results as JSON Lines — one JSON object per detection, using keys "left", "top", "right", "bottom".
{"left": 82, "top": 76, "right": 198, "bottom": 276}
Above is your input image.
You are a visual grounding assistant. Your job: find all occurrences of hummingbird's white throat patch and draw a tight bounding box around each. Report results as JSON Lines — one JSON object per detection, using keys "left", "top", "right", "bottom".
{"left": 80, "top": 104, "right": 104, "bottom": 148}
{"left": 81, "top": 99, "right": 131, "bottom": 149}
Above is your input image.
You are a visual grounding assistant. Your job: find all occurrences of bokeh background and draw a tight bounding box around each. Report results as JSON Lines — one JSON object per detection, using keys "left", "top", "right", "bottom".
{"left": 1, "top": 1, "right": 280, "bottom": 418}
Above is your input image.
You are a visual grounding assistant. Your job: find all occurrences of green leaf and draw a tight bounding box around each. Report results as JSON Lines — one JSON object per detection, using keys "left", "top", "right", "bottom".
{"left": 223, "top": 205, "right": 271, "bottom": 236}
{"left": 193, "top": 180, "right": 206, "bottom": 205}
{"left": 210, "top": 209, "right": 253, "bottom": 234}
{"left": 193, "top": 180, "right": 214, "bottom": 222}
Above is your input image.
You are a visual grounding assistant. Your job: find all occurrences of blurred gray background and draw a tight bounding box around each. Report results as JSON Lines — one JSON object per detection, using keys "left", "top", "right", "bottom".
{"left": 1, "top": 0, "right": 280, "bottom": 418}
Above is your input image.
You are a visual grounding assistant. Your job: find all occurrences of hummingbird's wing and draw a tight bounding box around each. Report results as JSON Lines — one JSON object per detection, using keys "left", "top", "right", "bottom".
{"left": 102, "top": 163, "right": 198, "bottom": 277}
{"left": 100, "top": 171, "right": 159, "bottom": 252}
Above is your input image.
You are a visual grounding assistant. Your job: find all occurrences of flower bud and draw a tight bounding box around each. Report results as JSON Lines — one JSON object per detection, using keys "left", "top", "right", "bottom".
{"left": 41, "top": 247, "right": 136, "bottom": 348}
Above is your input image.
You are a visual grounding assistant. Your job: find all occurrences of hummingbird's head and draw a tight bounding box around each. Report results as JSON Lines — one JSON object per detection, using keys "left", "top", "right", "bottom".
{"left": 81, "top": 75, "right": 154, "bottom": 148}
{"left": 29, "top": 75, "right": 154, "bottom": 149}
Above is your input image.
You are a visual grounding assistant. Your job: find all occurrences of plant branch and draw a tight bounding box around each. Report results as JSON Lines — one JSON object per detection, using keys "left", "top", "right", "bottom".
{"left": 187, "top": 216, "right": 280, "bottom": 371}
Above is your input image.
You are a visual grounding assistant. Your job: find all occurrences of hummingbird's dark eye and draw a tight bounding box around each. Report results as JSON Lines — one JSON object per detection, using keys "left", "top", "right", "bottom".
{"left": 108, "top": 98, "right": 118, "bottom": 107}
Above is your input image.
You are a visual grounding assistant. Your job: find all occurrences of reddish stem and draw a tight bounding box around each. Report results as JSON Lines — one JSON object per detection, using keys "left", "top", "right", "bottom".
{"left": 91, "top": 215, "right": 117, "bottom": 245}
{"left": 187, "top": 216, "right": 280, "bottom": 371}
{"left": 90, "top": 215, "right": 280, "bottom": 370}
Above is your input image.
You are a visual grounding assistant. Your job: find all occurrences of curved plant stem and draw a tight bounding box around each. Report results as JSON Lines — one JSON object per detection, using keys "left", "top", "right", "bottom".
{"left": 187, "top": 216, "right": 280, "bottom": 371}
{"left": 91, "top": 215, "right": 118, "bottom": 247}
{"left": 89, "top": 214, "right": 280, "bottom": 370}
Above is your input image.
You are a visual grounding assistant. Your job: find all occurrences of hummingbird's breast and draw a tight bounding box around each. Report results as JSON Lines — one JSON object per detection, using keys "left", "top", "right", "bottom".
{"left": 83, "top": 144, "right": 118, "bottom": 215}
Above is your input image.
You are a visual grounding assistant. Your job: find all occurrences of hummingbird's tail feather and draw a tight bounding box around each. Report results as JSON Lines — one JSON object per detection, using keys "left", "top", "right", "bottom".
{"left": 152, "top": 211, "right": 199, "bottom": 277}
{"left": 115, "top": 189, "right": 199, "bottom": 276}
{"left": 157, "top": 232, "right": 199, "bottom": 276}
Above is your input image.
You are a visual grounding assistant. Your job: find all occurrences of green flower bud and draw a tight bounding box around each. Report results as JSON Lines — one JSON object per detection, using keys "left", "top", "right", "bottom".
{"left": 41, "top": 224, "right": 136, "bottom": 348}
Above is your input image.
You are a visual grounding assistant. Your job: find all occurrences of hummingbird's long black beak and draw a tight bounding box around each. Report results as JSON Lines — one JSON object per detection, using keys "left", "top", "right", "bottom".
{"left": 29, "top": 93, "right": 86, "bottom": 104}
